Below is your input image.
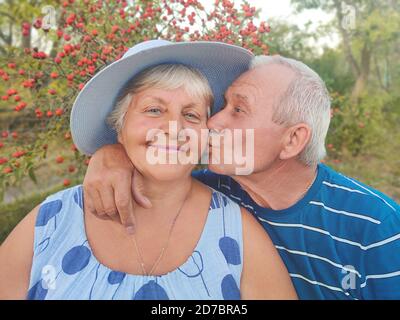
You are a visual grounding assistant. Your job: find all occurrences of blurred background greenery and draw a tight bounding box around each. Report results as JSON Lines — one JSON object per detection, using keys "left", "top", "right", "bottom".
{"left": 0, "top": 0, "right": 399, "bottom": 242}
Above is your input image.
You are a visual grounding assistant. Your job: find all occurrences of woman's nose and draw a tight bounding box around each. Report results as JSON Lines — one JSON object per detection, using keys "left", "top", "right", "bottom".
{"left": 160, "top": 113, "right": 184, "bottom": 139}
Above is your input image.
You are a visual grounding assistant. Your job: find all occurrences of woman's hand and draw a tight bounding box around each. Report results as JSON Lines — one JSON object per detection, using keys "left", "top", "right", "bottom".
{"left": 83, "top": 143, "right": 152, "bottom": 234}
{"left": 240, "top": 207, "right": 298, "bottom": 300}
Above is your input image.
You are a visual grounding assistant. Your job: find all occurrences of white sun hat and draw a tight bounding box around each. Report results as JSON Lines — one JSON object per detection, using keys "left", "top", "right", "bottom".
{"left": 70, "top": 39, "right": 253, "bottom": 155}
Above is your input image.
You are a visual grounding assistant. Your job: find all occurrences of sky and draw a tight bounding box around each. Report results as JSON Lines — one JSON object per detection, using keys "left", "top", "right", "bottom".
{"left": 255, "top": 0, "right": 340, "bottom": 48}
{"left": 250, "top": 0, "right": 331, "bottom": 22}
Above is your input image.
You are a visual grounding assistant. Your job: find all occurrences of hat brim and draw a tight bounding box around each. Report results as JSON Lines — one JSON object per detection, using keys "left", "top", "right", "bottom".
{"left": 70, "top": 41, "right": 253, "bottom": 155}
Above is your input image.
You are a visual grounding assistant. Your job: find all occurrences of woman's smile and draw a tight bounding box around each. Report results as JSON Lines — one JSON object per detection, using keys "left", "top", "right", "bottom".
{"left": 147, "top": 143, "right": 189, "bottom": 153}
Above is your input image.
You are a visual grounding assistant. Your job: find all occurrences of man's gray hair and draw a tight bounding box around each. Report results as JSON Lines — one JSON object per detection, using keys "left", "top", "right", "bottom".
{"left": 250, "top": 55, "right": 331, "bottom": 166}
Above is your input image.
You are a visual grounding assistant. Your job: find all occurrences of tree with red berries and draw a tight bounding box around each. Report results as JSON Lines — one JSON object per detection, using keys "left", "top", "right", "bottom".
{"left": 0, "top": 0, "right": 271, "bottom": 200}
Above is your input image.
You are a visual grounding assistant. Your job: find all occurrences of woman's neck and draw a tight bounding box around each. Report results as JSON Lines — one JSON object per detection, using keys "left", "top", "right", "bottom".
{"left": 134, "top": 172, "right": 193, "bottom": 215}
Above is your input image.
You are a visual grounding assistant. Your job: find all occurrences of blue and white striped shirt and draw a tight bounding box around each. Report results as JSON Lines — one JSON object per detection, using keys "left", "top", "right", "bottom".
{"left": 193, "top": 164, "right": 400, "bottom": 300}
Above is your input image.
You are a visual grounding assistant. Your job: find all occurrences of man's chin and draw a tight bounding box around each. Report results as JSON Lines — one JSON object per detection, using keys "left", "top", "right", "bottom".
{"left": 208, "top": 162, "right": 255, "bottom": 176}
{"left": 207, "top": 162, "right": 237, "bottom": 176}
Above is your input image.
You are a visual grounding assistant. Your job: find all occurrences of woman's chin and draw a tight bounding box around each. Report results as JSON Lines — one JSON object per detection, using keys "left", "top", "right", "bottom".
{"left": 144, "top": 164, "right": 193, "bottom": 181}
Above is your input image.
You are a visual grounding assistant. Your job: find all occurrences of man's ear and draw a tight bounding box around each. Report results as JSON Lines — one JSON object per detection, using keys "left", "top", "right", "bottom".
{"left": 279, "top": 123, "right": 311, "bottom": 161}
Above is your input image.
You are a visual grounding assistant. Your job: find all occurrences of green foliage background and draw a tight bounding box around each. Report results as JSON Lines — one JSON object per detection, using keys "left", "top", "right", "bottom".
{"left": 0, "top": 0, "right": 399, "bottom": 242}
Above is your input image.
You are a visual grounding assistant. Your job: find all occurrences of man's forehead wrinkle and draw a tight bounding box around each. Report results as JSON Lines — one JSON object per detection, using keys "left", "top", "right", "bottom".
{"left": 228, "top": 78, "right": 261, "bottom": 104}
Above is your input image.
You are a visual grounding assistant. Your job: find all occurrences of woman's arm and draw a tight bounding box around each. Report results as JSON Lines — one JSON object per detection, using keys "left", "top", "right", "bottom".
{"left": 240, "top": 208, "right": 298, "bottom": 299}
{"left": 0, "top": 206, "right": 39, "bottom": 299}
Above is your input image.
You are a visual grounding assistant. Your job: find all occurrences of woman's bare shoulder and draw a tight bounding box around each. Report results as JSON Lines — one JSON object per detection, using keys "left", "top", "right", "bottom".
{"left": 0, "top": 205, "right": 40, "bottom": 299}
{"left": 1, "top": 204, "right": 39, "bottom": 251}
{"left": 240, "top": 207, "right": 297, "bottom": 299}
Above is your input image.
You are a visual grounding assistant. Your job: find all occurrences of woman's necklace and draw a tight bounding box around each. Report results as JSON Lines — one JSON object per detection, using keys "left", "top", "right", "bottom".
{"left": 130, "top": 184, "right": 192, "bottom": 276}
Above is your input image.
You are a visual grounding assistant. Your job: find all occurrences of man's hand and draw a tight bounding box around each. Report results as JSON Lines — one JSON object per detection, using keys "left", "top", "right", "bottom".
{"left": 83, "top": 143, "right": 151, "bottom": 234}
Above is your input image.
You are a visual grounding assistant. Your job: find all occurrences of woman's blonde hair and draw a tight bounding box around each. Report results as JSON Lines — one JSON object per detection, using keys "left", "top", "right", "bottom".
{"left": 108, "top": 64, "right": 214, "bottom": 133}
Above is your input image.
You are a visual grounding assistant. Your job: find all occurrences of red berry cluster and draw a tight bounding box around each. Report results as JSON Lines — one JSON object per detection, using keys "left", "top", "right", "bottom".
{"left": 1, "top": 0, "right": 271, "bottom": 189}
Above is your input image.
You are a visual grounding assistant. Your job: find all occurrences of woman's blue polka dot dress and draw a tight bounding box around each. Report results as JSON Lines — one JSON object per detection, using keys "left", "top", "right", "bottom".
{"left": 26, "top": 185, "right": 243, "bottom": 300}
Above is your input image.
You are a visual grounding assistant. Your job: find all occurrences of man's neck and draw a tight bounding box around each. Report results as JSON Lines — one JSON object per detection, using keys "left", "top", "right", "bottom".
{"left": 233, "top": 160, "right": 318, "bottom": 211}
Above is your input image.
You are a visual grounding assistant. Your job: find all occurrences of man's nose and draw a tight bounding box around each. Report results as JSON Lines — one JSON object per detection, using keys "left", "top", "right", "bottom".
{"left": 207, "top": 108, "right": 228, "bottom": 131}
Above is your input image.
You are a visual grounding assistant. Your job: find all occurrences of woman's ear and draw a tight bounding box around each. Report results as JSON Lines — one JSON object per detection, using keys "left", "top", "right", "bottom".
{"left": 117, "top": 132, "right": 124, "bottom": 145}
{"left": 279, "top": 123, "right": 311, "bottom": 161}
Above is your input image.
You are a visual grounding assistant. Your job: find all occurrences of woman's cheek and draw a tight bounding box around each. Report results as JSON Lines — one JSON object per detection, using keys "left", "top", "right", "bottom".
{"left": 188, "top": 125, "right": 208, "bottom": 161}
{"left": 126, "top": 117, "right": 157, "bottom": 141}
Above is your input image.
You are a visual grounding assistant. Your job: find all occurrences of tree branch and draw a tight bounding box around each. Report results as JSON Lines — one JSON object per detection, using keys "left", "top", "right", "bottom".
{"left": 0, "top": 10, "right": 15, "bottom": 22}
{"left": 332, "top": 0, "right": 360, "bottom": 77}
{"left": 374, "top": 53, "right": 389, "bottom": 92}
{"left": 0, "top": 28, "right": 10, "bottom": 43}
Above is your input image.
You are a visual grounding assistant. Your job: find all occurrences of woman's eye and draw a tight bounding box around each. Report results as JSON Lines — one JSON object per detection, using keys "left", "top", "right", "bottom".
{"left": 234, "top": 106, "right": 243, "bottom": 113}
{"left": 184, "top": 113, "right": 200, "bottom": 121}
{"left": 145, "top": 107, "right": 161, "bottom": 115}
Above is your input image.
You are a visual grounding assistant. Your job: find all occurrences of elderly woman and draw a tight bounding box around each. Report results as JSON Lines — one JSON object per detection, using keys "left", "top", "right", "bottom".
{"left": 0, "top": 40, "right": 296, "bottom": 300}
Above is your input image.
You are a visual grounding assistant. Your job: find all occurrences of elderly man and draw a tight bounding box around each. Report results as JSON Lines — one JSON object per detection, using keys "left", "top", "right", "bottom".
{"left": 83, "top": 54, "right": 400, "bottom": 300}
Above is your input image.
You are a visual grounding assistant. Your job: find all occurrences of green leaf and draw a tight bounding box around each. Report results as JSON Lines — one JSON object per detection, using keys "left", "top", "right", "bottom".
{"left": 28, "top": 167, "right": 37, "bottom": 184}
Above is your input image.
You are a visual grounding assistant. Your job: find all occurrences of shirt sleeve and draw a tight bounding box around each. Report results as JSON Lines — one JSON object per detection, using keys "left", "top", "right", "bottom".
{"left": 191, "top": 169, "right": 225, "bottom": 191}
{"left": 360, "top": 209, "right": 400, "bottom": 299}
